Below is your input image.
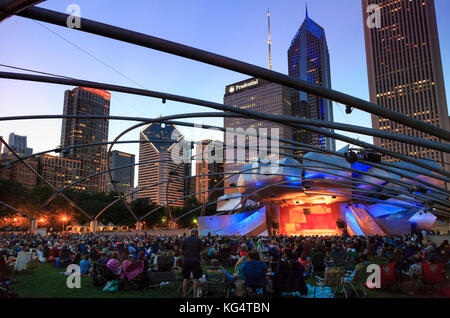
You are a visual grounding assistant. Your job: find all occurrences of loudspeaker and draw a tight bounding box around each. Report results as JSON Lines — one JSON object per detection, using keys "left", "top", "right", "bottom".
{"left": 363, "top": 152, "right": 381, "bottom": 164}
{"left": 344, "top": 150, "right": 358, "bottom": 164}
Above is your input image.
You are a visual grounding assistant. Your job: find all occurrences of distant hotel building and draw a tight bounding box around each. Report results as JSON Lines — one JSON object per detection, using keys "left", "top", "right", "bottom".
{"left": 0, "top": 133, "right": 37, "bottom": 188}
{"left": 106, "top": 150, "right": 135, "bottom": 195}
{"left": 223, "top": 78, "right": 292, "bottom": 192}
{"left": 362, "top": 0, "right": 449, "bottom": 168}
{"left": 60, "top": 87, "right": 111, "bottom": 192}
{"left": 195, "top": 140, "right": 224, "bottom": 203}
{"left": 38, "top": 154, "right": 82, "bottom": 190}
{"left": 137, "top": 123, "right": 185, "bottom": 207}
{"left": 2, "top": 133, "right": 33, "bottom": 157}
{"left": 288, "top": 9, "right": 335, "bottom": 152}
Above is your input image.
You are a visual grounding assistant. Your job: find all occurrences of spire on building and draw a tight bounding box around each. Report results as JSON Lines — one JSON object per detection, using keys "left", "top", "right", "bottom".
{"left": 267, "top": 9, "right": 272, "bottom": 70}
{"left": 306, "top": 3, "right": 308, "bottom": 19}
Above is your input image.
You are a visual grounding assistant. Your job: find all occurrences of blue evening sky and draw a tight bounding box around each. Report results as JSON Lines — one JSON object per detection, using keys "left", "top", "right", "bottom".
{"left": 1, "top": 0, "right": 449, "bottom": 180}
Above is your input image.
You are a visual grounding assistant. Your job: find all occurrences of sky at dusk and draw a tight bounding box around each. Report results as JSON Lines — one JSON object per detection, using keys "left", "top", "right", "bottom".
{"left": 1, "top": 0, "right": 450, "bottom": 186}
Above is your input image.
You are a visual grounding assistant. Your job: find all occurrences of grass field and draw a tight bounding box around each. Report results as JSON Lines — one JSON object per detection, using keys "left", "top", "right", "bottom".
{"left": 9, "top": 262, "right": 445, "bottom": 298}
{"left": 11, "top": 263, "right": 178, "bottom": 298}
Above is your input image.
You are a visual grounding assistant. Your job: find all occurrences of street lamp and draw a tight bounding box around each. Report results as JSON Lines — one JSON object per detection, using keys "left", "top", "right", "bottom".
{"left": 193, "top": 218, "right": 198, "bottom": 229}
{"left": 61, "top": 216, "right": 67, "bottom": 232}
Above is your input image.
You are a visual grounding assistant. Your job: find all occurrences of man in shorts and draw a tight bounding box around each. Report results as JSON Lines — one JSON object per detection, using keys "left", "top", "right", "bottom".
{"left": 180, "top": 228, "right": 203, "bottom": 297}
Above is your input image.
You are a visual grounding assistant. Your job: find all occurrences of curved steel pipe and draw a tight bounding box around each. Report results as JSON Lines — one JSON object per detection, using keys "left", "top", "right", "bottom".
{"left": 13, "top": 6, "right": 450, "bottom": 141}
{"left": 0, "top": 73, "right": 448, "bottom": 178}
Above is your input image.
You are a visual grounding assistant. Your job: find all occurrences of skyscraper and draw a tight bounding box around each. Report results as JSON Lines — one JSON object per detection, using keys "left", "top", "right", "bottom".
{"left": 137, "top": 123, "right": 185, "bottom": 207}
{"left": 105, "top": 150, "right": 135, "bottom": 195}
{"left": 60, "top": 87, "right": 111, "bottom": 193}
{"left": 288, "top": 8, "right": 335, "bottom": 152}
{"left": 362, "top": 0, "right": 449, "bottom": 169}
{"left": 195, "top": 140, "right": 224, "bottom": 203}
{"left": 223, "top": 78, "right": 292, "bottom": 192}
{"left": 3, "top": 133, "right": 33, "bottom": 156}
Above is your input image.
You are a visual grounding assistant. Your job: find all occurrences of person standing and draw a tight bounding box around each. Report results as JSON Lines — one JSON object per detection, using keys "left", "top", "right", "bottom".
{"left": 180, "top": 228, "right": 203, "bottom": 297}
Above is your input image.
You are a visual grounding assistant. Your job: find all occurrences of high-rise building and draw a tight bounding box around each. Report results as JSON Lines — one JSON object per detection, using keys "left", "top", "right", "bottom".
{"left": 38, "top": 154, "right": 82, "bottom": 190}
{"left": 195, "top": 140, "right": 224, "bottom": 203}
{"left": 223, "top": 78, "right": 292, "bottom": 192}
{"left": 137, "top": 123, "right": 185, "bottom": 207}
{"left": 60, "top": 87, "right": 111, "bottom": 192}
{"left": 105, "top": 150, "right": 135, "bottom": 195}
{"left": 2, "top": 133, "right": 33, "bottom": 156}
{"left": 362, "top": 0, "right": 449, "bottom": 169}
{"left": 288, "top": 8, "right": 335, "bottom": 152}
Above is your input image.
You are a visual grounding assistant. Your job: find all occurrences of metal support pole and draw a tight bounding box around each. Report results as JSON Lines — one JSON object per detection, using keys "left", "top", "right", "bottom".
{"left": 90, "top": 220, "right": 97, "bottom": 233}
{"left": 30, "top": 218, "right": 36, "bottom": 234}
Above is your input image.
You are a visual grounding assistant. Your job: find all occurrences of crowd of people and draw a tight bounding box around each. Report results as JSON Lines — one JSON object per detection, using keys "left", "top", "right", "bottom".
{"left": 0, "top": 229, "right": 449, "bottom": 297}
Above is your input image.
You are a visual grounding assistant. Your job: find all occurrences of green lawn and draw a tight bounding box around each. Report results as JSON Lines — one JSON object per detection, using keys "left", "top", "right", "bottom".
{"left": 11, "top": 263, "right": 178, "bottom": 298}
{"left": 9, "top": 263, "right": 444, "bottom": 298}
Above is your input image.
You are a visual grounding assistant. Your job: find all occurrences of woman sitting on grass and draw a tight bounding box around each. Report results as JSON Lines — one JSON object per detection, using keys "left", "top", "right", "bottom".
{"left": 273, "top": 249, "right": 308, "bottom": 297}
{"left": 79, "top": 254, "right": 92, "bottom": 275}
{"left": 241, "top": 250, "right": 267, "bottom": 292}
{"left": 103, "top": 252, "right": 120, "bottom": 292}
{"left": 120, "top": 254, "right": 145, "bottom": 290}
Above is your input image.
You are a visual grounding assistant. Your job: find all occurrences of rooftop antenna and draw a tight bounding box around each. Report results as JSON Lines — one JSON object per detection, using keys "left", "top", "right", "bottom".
{"left": 267, "top": 9, "right": 272, "bottom": 70}
{"left": 306, "top": 3, "right": 308, "bottom": 19}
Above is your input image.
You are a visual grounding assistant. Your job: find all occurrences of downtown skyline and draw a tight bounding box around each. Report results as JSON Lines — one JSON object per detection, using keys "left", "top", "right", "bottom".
{"left": 1, "top": 0, "right": 450, "bottom": 188}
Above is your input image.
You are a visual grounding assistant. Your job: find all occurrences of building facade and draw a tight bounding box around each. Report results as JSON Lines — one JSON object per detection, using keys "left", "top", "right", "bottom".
{"left": 195, "top": 140, "right": 224, "bottom": 203}
{"left": 288, "top": 9, "right": 335, "bottom": 152}
{"left": 362, "top": 0, "right": 449, "bottom": 169}
{"left": 60, "top": 87, "right": 111, "bottom": 192}
{"left": 223, "top": 78, "right": 292, "bottom": 192}
{"left": 0, "top": 155, "right": 38, "bottom": 189}
{"left": 105, "top": 150, "right": 135, "bottom": 195}
{"left": 38, "top": 154, "right": 82, "bottom": 190}
{"left": 137, "top": 123, "right": 185, "bottom": 207}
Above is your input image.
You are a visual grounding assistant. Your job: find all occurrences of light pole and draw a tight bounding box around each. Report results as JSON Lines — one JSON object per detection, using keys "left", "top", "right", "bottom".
{"left": 62, "top": 216, "right": 67, "bottom": 232}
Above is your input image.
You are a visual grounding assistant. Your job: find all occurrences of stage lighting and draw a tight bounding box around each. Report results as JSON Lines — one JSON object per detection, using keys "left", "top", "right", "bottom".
{"left": 303, "top": 181, "right": 311, "bottom": 190}
{"left": 415, "top": 186, "right": 427, "bottom": 194}
{"left": 344, "top": 150, "right": 358, "bottom": 164}
{"left": 362, "top": 152, "right": 381, "bottom": 164}
{"left": 162, "top": 98, "right": 166, "bottom": 104}
{"left": 345, "top": 105, "right": 353, "bottom": 114}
